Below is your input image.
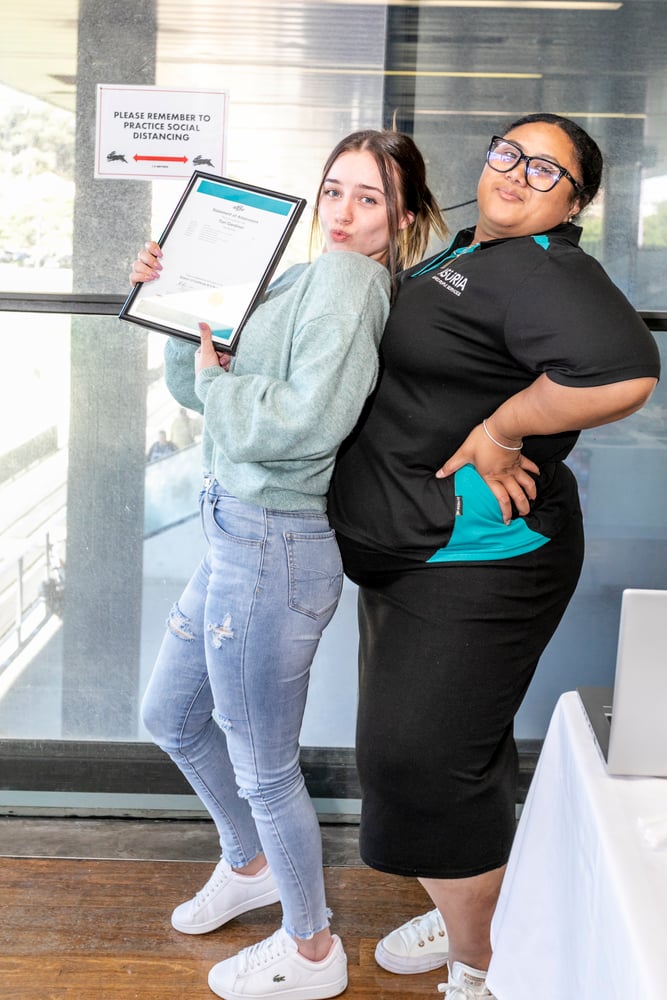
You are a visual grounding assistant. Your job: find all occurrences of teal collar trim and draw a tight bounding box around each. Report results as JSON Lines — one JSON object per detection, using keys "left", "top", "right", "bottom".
{"left": 414, "top": 231, "right": 553, "bottom": 279}
{"left": 532, "top": 234, "right": 550, "bottom": 250}
{"left": 411, "top": 240, "right": 480, "bottom": 278}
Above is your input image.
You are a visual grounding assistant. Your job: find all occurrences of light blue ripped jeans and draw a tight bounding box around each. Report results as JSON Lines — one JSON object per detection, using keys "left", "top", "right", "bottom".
{"left": 141, "top": 478, "right": 344, "bottom": 939}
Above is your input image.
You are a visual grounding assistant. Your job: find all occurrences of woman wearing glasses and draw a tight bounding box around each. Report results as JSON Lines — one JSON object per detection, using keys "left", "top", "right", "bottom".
{"left": 327, "top": 114, "right": 660, "bottom": 999}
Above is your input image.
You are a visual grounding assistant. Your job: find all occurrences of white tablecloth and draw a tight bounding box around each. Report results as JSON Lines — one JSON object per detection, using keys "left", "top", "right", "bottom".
{"left": 487, "top": 691, "right": 667, "bottom": 1000}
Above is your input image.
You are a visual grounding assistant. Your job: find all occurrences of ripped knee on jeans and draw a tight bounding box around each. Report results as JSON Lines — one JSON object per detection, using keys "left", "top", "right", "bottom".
{"left": 207, "top": 613, "right": 234, "bottom": 648}
{"left": 166, "top": 603, "right": 195, "bottom": 641}
{"left": 212, "top": 708, "right": 232, "bottom": 733}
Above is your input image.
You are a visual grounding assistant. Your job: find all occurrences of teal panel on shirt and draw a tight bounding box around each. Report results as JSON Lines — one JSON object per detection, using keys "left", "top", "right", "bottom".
{"left": 427, "top": 464, "right": 550, "bottom": 563}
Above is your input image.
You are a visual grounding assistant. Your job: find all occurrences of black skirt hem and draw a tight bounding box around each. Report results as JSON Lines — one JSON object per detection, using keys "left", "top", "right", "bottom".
{"left": 359, "top": 850, "right": 514, "bottom": 881}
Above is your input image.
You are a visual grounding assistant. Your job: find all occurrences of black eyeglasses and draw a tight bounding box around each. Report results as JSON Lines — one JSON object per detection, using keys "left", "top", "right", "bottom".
{"left": 486, "top": 136, "right": 583, "bottom": 194}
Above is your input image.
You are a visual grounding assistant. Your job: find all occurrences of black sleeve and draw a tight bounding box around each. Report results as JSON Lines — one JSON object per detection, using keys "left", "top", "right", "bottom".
{"left": 504, "top": 251, "right": 660, "bottom": 387}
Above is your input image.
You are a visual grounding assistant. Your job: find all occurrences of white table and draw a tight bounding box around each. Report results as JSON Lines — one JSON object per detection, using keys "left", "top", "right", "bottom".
{"left": 487, "top": 691, "right": 667, "bottom": 1000}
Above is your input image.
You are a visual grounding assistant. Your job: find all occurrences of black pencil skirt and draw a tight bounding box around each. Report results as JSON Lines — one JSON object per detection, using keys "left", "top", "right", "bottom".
{"left": 337, "top": 511, "right": 584, "bottom": 879}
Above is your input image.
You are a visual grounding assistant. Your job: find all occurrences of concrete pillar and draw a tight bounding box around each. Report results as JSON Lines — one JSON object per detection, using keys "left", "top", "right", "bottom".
{"left": 62, "top": 0, "right": 156, "bottom": 738}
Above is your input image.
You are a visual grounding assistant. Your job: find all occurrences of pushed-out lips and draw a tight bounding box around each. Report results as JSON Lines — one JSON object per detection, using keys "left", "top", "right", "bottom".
{"left": 495, "top": 183, "right": 524, "bottom": 202}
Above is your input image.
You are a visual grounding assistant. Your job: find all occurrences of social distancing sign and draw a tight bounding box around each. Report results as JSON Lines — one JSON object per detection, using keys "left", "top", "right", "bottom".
{"left": 95, "top": 85, "right": 228, "bottom": 180}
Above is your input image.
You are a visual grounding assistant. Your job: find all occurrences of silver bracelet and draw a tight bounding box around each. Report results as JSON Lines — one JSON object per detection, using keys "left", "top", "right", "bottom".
{"left": 482, "top": 418, "right": 523, "bottom": 451}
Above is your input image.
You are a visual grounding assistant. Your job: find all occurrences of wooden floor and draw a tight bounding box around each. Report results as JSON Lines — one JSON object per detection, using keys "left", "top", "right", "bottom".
{"left": 0, "top": 856, "right": 447, "bottom": 999}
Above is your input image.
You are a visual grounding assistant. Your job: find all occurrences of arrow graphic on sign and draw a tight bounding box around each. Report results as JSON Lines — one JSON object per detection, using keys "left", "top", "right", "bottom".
{"left": 133, "top": 155, "right": 189, "bottom": 163}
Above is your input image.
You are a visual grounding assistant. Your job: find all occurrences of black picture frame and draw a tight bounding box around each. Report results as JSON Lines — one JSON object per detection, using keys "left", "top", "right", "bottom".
{"left": 119, "top": 171, "right": 306, "bottom": 353}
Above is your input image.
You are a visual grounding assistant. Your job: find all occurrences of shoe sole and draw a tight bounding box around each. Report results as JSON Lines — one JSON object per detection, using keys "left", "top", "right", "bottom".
{"left": 207, "top": 970, "right": 348, "bottom": 1000}
{"left": 171, "top": 885, "right": 281, "bottom": 935}
{"left": 374, "top": 940, "right": 449, "bottom": 975}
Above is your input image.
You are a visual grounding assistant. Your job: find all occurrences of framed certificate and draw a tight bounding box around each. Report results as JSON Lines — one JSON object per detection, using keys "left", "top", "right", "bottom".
{"left": 119, "top": 171, "right": 307, "bottom": 352}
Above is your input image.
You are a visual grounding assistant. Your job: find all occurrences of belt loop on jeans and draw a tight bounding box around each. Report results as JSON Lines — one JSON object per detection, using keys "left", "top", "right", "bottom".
{"left": 203, "top": 474, "right": 214, "bottom": 490}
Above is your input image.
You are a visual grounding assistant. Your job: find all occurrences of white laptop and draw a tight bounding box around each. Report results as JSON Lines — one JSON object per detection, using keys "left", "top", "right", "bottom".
{"left": 578, "top": 588, "right": 667, "bottom": 777}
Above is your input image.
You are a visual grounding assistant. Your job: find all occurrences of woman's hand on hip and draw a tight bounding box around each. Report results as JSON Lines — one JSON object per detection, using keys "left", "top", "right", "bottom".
{"left": 435, "top": 423, "right": 540, "bottom": 525}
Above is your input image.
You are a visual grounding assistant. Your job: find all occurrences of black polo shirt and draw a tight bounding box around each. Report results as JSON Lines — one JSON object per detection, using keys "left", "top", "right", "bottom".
{"left": 328, "top": 224, "right": 660, "bottom": 562}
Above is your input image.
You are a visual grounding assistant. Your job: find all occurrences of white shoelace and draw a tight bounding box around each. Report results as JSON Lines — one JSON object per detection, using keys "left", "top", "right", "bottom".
{"left": 237, "top": 929, "right": 293, "bottom": 972}
{"left": 194, "top": 858, "right": 231, "bottom": 905}
{"left": 399, "top": 909, "right": 447, "bottom": 946}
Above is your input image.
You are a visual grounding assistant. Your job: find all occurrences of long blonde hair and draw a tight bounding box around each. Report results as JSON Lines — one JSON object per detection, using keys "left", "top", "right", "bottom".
{"left": 310, "top": 129, "right": 448, "bottom": 295}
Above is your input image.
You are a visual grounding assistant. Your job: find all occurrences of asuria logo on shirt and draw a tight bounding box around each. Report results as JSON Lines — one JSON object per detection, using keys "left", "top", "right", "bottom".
{"left": 433, "top": 265, "right": 468, "bottom": 297}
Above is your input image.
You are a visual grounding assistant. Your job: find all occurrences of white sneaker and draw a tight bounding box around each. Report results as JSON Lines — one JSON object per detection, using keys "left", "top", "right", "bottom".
{"left": 171, "top": 858, "right": 280, "bottom": 935}
{"left": 208, "top": 927, "right": 348, "bottom": 1000}
{"left": 375, "top": 908, "right": 449, "bottom": 974}
{"left": 437, "top": 961, "right": 495, "bottom": 998}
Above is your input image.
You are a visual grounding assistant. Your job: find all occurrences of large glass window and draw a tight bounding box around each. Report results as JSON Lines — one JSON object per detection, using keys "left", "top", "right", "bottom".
{"left": 1, "top": 1, "right": 665, "bottom": 809}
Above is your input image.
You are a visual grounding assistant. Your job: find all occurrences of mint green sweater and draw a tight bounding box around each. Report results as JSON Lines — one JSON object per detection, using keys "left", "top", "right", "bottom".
{"left": 164, "top": 251, "right": 391, "bottom": 512}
